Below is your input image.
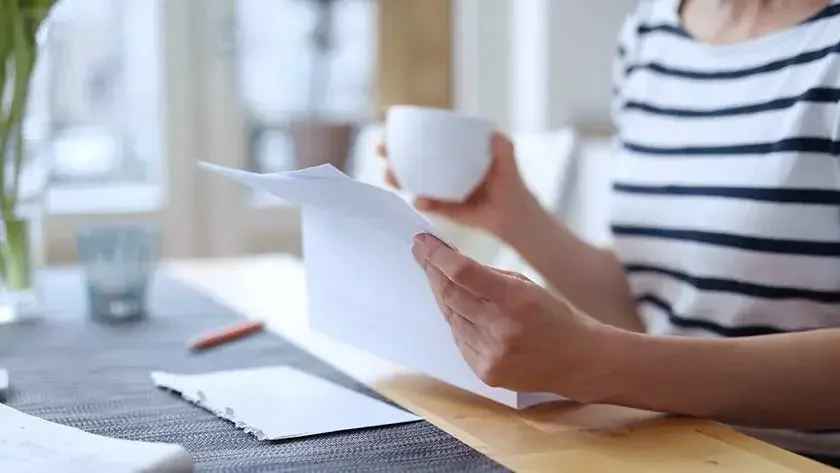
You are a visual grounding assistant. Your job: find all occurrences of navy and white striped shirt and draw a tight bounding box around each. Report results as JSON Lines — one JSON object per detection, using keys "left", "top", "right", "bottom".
{"left": 610, "top": 0, "right": 840, "bottom": 457}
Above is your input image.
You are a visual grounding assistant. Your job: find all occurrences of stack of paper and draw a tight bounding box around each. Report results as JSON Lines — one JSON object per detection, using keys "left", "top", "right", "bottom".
{"left": 201, "top": 163, "right": 560, "bottom": 409}
{"left": 0, "top": 403, "right": 193, "bottom": 473}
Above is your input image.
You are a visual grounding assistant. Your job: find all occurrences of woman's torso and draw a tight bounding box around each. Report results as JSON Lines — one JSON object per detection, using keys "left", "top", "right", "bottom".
{"left": 610, "top": 0, "right": 840, "bottom": 457}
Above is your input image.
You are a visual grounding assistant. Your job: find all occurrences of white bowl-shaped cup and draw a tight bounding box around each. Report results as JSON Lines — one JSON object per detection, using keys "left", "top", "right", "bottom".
{"left": 386, "top": 105, "right": 494, "bottom": 202}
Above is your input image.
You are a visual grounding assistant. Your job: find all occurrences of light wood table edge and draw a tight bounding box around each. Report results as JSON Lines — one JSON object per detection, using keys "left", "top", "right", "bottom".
{"left": 167, "top": 257, "right": 836, "bottom": 473}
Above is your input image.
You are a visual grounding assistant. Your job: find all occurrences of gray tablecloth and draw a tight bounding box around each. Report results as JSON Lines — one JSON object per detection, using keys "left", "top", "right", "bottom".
{"left": 0, "top": 268, "right": 508, "bottom": 472}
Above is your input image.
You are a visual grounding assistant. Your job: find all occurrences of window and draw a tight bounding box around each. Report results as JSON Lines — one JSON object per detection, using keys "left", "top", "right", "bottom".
{"left": 36, "top": 0, "right": 390, "bottom": 260}
{"left": 32, "top": 0, "right": 163, "bottom": 213}
{"left": 235, "top": 0, "right": 376, "bottom": 175}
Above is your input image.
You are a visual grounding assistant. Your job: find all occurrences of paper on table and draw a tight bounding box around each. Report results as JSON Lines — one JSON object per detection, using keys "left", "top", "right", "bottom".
{"left": 0, "top": 403, "right": 193, "bottom": 473}
{"left": 200, "top": 162, "right": 561, "bottom": 409}
{"left": 151, "top": 366, "right": 421, "bottom": 440}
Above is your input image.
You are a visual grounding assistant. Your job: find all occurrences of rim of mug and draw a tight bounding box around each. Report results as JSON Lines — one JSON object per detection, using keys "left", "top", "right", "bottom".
{"left": 386, "top": 105, "right": 494, "bottom": 126}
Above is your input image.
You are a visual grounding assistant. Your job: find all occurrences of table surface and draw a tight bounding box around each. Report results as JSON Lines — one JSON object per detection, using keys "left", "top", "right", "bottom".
{"left": 170, "top": 255, "right": 837, "bottom": 473}
{"left": 3, "top": 268, "right": 507, "bottom": 472}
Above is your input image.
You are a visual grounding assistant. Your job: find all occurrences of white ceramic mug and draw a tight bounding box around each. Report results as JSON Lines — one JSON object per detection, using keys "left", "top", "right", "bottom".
{"left": 385, "top": 105, "right": 494, "bottom": 202}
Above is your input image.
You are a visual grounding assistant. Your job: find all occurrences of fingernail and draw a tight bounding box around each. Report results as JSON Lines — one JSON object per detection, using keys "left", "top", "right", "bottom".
{"left": 428, "top": 234, "right": 458, "bottom": 251}
{"left": 412, "top": 232, "right": 457, "bottom": 254}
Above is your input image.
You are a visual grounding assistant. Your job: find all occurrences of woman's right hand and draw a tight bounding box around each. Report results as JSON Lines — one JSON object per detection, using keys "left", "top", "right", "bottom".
{"left": 377, "top": 132, "right": 534, "bottom": 237}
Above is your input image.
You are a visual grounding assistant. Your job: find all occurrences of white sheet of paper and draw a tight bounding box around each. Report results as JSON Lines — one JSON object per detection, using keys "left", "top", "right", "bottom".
{"left": 151, "top": 366, "right": 420, "bottom": 440}
{"left": 201, "top": 162, "right": 436, "bottom": 244}
{"left": 200, "top": 163, "right": 560, "bottom": 409}
{"left": 0, "top": 403, "right": 193, "bottom": 473}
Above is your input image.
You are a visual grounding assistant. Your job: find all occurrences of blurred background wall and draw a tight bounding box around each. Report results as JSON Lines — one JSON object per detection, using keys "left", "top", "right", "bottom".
{"left": 34, "top": 0, "right": 637, "bottom": 264}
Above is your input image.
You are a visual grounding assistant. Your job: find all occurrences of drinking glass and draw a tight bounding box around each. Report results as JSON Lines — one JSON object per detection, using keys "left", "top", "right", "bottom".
{"left": 76, "top": 223, "right": 159, "bottom": 321}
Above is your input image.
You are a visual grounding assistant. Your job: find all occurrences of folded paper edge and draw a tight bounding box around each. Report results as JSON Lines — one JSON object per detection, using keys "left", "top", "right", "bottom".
{"left": 198, "top": 161, "right": 447, "bottom": 243}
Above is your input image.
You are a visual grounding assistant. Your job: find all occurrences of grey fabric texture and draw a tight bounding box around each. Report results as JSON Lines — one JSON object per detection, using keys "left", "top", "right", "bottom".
{"left": 0, "top": 268, "right": 508, "bottom": 472}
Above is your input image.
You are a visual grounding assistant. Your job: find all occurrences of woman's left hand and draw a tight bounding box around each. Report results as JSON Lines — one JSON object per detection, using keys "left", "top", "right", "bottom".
{"left": 411, "top": 234, "right": 619, "bottom": 399}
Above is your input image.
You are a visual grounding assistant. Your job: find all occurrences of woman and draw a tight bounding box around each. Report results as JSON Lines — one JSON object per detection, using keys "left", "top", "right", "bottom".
{"left": 379, "top": 0, "right": 840, "bottom": 467}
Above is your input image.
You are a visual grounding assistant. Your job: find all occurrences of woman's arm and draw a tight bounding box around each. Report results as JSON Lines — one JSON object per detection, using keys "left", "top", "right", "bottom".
{"left": 497, "top": 191, "right": 645, "bottom": 332}
{"left": 414, "top": 234, "right": 840, "bottom": 430}
{"left": 597, "top": 328, "right": 840, "bottom": 429}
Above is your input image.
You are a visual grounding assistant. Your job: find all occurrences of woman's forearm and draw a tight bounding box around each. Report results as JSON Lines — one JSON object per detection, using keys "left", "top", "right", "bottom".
{"left": 595, "top": 328, "right": 840, "bottom": 429}
{"left": 497, "top": 193, "right": 644, "bottom": 332}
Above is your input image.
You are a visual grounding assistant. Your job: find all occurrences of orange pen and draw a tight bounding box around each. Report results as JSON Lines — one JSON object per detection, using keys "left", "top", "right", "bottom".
{"left": 189, "top": 320, "right": 265, "bottom": 351}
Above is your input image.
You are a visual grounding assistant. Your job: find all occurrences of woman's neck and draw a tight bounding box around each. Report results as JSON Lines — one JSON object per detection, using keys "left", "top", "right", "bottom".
{"left": 680, "top": 0, "right": 830, "bottom": 44}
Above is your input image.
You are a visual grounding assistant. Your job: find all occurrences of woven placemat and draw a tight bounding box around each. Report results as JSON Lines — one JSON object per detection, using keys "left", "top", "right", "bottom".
{"left": 0, "top": 268, "right": 508, "bottom": 472}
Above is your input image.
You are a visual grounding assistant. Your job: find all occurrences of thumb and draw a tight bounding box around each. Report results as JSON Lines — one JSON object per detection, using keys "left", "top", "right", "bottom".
{"left": 492, "top": 132, "right": 516, "bottom": 163}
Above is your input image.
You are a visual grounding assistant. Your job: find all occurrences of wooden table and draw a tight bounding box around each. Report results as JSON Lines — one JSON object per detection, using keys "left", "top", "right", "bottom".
{"left": 170, "top": 255, "right": 836, "bottom": 472}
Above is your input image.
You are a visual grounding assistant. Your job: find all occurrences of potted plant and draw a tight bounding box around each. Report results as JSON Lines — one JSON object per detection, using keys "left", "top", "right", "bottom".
{"left": 290, "top": 0, "right": 355, "bottom": 171}
{"left": 0, "top": 0, "right": 58, "bottom": 322}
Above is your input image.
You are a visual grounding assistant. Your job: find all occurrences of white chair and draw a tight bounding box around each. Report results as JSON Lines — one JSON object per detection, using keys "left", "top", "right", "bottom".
{"left": 512, "top": 128, "right": 578, "bottom": 213}
{"left": 491, "top": 135, "right": 618, "bottom": 287}
{"left": 561, "top": 137, "right": 616, "bottom": 248}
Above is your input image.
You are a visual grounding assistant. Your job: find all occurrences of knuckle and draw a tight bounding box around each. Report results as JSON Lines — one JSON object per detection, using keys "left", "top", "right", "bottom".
{"left": 496, "top": 281, "right": 527, "bottom": 306}
{"left": 495, "top": 321, "right": 524, "bottom": 353}
{"left": 426, "top": 243, "right": 446, "bottom": 264}
{"left": 476, "top": 346, "right": 510, "bottom": 388}
{"left": 507, "top": 291, "right": 542, "bottom": 316}
{"left": 450, "top": 260, "right": 476, "bottom": 285}
{"left": 477, "top": 362, "right": 502, "bottom": 387}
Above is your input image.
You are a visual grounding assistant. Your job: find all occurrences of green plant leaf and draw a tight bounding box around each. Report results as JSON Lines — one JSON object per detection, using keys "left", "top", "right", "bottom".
{"left": 0, "top": 0, "right": 56, "bottom": 211}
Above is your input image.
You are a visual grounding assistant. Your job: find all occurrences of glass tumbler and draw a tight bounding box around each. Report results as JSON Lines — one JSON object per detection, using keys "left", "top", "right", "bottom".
{"left": 76, "top": 223, "right": 159, "bottom": 321}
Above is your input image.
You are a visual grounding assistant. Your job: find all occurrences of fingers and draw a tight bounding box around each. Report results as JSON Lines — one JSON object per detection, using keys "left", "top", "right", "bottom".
{"left": 451, "top": 330, "right": 483, "bottom": 372}
{"left": 377, "top": 141, "right": 404, "bottom": 190}
{"left": 423, "top": 261, "right": 492, "bottom": 335}
{"left": 385, "top": 167, "right": 400, "bottom": 188}
{"left": 491, "top": 132, "right": 515, "bottom": 158}
{"left": 413, "top": 198, "right": 432, "bottom": 211}
{"left": 412, "top": 234, "right": 513, "bottom": 303}
{"left": 421, "top": 254, "right": 495, "bottom": 366}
